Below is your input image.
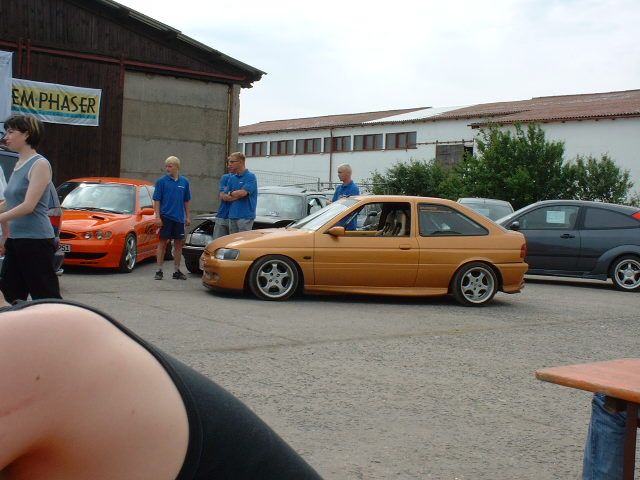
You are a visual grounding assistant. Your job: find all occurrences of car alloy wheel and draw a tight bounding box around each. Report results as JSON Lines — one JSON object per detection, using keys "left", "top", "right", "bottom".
{"left": 452, "top": 262, "right": 498, "bottom": 306}
{"left": 248, "top": 255, "right": 299, "bottom": 301}
{"left": 611, "top": 255, "right": 640, "bottom": 292}
{"left": 119, "top": 234, "right": 137, "bottom": 273}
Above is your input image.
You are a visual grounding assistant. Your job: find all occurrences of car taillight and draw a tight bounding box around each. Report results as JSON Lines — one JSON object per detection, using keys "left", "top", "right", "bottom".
{"left": 632, "top": 211, "right": 640, "bottom": 221}
{"left": 520, "top": 242, "right": 527, "bottom": 259}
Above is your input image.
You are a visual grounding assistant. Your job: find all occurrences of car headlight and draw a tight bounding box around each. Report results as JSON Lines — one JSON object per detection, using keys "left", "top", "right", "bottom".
{"left": 214, "top": 248, "right": 240, "bottom": 260}
{"left": 82, "top": 230, "right": 113, "bottom": 240}
{"left": 189, "top": 232, "right": 214, "bottom": 246}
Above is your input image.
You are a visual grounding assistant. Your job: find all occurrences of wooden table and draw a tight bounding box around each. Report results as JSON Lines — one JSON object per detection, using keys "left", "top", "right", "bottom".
{"left": 536, "top": 358, "right": 640, "bottom": 480}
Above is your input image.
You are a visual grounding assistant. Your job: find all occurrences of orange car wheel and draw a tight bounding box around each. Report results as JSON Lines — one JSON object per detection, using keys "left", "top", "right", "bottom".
{"left": 451, "top": 262, "right": 497, "bottom": 307}
{"left": 119, "top": 234, "right": 137, "bottom": 273}
{"left": 248, "top": 255, "right": 299, "bottom": 301}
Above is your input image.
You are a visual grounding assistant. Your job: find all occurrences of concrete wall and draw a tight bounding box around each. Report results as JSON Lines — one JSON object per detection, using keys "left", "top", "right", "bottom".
{"left": 120, "top": 72, "right": 236, "bottom": 213}
{"left": 240, "top": 117, "right": 640, "bottom": 191}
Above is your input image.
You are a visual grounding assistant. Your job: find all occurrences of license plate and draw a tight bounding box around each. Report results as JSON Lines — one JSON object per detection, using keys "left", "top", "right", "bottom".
{"left": 60, "top": 243, "right": 71, "bottom": 253}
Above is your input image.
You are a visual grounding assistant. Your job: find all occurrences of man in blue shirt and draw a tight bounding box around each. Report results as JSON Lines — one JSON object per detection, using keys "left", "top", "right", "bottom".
{"left": 212, "top": 172, "right": 232, "bottom": 240}
{"left": 153, "top": 156, "right": 191, "bottom": 280}
{"left": 332, "top": 163, "right": 360, "bottom": 202}
{"left": 220, "top": 152, "right": 257, "bottom": 233}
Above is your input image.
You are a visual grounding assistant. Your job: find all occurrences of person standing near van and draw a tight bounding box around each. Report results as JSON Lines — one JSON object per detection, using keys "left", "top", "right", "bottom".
{"left": 0, "top": 114, "right": 61, "bottom": 302}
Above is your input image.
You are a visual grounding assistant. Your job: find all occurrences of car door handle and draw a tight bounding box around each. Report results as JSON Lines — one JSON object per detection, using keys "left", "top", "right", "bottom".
{"left": 399, "top": 244, "right": 412, "bottom": 250}
{"left": 560, "top": 233, "right": 575, "bottom": 239}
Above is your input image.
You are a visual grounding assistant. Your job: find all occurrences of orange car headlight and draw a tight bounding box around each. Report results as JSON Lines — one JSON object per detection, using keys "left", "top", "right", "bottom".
{"left": 83, "top": 230, "right": 113, "bottom": 240}
{"left": 214, "top": 248, "right": 240, "bottom": 260}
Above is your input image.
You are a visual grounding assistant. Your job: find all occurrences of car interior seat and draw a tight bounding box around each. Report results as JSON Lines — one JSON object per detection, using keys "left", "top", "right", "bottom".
{"left": 379, "top": 210, "right": 397, "bottom": 236}
{"left": 393, "top": 211, "right": 408, "bottom": 236}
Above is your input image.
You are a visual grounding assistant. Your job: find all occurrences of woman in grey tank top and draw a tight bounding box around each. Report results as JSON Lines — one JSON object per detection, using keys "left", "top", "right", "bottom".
{"left": 0, "top": 115, "right": 61, "bottom": 302}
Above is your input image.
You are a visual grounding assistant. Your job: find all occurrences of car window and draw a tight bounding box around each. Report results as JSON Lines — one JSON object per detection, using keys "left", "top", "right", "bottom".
{"left": 62, "top": 183, "right": 136, "bottom": 214}
{"left": 56, "top": 181, "right": 84, "bottom": 203}
{"left": 464, "top": 203, "right": 514, "bottom": 221}
{"left": 290, "top": 198, "right": 356, "bottom": 231}
{"left": 307, "top": 197, "right": 323, "bottom": 215}
{"left": 518, "top": 205, "right": 579, "bottom": 230}
{"left": 139, "top": 186, "right": 153, "bottom": 209}
{"left": 256, "top": 193, "right": 301, "bottom": 218}
{"left": 419, "top": 204, "right": 488, "bottom": 236}
{"left": 583, "top": 207, "right": 640, "bottom": 229}
{"left": 335, "top": 202, "right": 411, "bottom": 236}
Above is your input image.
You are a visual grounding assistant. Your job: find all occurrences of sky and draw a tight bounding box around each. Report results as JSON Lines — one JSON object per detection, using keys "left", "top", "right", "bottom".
{"left": 121, "top": 0, "right": 640, "bottom": 126}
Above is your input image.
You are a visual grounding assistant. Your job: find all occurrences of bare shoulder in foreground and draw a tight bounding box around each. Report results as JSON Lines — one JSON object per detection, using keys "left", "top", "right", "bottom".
{"left": 0, "top": 302, "right": 188, "bottom": 480}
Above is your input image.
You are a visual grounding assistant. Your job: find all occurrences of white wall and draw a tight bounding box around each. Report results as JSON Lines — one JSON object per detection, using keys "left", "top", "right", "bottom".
{"left": 240, "top": 117, "right": 640, "bottom": 190}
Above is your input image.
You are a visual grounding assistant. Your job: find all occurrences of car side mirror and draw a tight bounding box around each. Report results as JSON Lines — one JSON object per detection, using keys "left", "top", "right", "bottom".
{"left": 508, "top": 220, "right": 520, "bottom": 231}
{"left": 140, "top": 207, "right": 155, "bottom": 215}
{"left": 327, "top": 226, "right": 346, "bottom": 237}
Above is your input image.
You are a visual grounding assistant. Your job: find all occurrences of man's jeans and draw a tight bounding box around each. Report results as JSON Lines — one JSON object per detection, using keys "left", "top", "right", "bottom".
{"left": 583, "top": 393, "right": 629, "bottom": 479}
{"left": 228, "top": 218, "right": 254, "bottom": 234}
{"left": 212, "top": 218, "right": 229, "bottom": 240}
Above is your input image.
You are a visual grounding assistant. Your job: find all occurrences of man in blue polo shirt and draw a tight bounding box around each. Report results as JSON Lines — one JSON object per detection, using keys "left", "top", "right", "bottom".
{"left": 332, "top": 163, "right": 360, "bottom": 201}
{"left": 153, "top": 156, "right": 191, "bottom": 280}
{"left": 220, "top": 152, "right": 257, "bottom": 233}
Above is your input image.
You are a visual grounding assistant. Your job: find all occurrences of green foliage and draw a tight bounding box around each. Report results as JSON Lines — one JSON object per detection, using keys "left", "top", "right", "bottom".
{"left": 453, "top": 124, "right": 567, "bottom": 209}
{"left": 563, "top": 154, "right": 634, "bottom": 204}
{"left": 369, "top": 159, "right": 451, "bottom": 197}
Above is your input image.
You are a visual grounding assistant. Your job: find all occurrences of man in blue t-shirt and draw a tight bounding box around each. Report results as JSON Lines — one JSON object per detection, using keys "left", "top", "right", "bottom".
{"left": 332, "top": 163, "right": 360, "bottom": 202}
{"left": 332, "top": 163, "right": 360, "bottom": 230}
{"left": 220, "top": 152, "right": 257, "bottom": 233}
{"left": 153, "top": 156, "right": 191, "bottom": 280}
{"left": 212, "top": 172, "right": 232, "bottom": 240}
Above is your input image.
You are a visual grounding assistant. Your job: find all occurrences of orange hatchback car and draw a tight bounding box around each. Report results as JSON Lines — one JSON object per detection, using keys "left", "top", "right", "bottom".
{"left": 58, "top": 177, "right": 160, "bottom": 272}
{"left": 201, "top": 196, "right": 528, "bottom": 306}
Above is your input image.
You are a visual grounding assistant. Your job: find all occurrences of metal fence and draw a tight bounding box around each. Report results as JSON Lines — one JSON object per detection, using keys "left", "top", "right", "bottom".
{"left": 252, "top": 170, "right": 383, "bottom": 194}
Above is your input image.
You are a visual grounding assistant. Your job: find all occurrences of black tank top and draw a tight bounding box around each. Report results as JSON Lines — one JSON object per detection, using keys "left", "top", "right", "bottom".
{"left": 2, "top": 300, "right": 322, "bottom": 479}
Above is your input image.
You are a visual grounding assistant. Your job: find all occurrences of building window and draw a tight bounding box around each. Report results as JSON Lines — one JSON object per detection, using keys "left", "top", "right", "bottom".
{"left": 435, "top": 144, "right": 473, "bottom": 166}
{"left": 269, "top": 140, "right": 294, "bottom": 156}
{"left": 296, "top": 138, "right": 321, "bottom": 154}
{"left": 323, "top": 136, "right": 351, "bottom": 152}
{"left": 353, "top": 134, "right": 383, "bottom": 151}
{"left": 245, "top": 142, "right": 267, "bottom": 157}
{"left": 386, "top": 131, "right": 417, "bottom": 149}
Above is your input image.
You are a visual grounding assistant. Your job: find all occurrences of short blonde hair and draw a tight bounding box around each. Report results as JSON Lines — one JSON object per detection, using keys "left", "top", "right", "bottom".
{"left": 337, "top": 163, "right": 352, "bottom": 173}
{"left": 228, "top": 151, "right": 245, "bottom": 162}
{"left": 165, "top": 156, "right": 181, "bottom": 167}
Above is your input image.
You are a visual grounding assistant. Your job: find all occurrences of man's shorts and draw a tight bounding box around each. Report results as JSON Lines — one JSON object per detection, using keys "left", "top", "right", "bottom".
{"left": 159, "top": 216, "right": 185, "bottom": 240}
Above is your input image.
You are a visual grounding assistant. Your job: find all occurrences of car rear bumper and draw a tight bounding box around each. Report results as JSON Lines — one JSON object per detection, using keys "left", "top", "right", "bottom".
{"left": 498, "top": 262, "right": 529, "bottom": 293}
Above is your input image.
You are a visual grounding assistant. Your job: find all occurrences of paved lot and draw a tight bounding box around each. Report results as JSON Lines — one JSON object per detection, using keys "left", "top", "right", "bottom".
{"left": 59, "top": 260, "right": 637, "bottom": 479}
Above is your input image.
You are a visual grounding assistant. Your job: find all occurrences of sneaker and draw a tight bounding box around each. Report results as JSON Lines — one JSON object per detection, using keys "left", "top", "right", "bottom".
{"left": 154, "top": 270, "right": 163, "bottom": 280}
{"left": 172, "top": 270, "right": 187, "bottom": 280}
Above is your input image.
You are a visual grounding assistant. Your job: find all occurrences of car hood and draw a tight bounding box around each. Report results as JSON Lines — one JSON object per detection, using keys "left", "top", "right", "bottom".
{"left": 61, "top": 210, "right": 131, "bottom": 230}
{"left": 207, "top": 227, "right": 313, "bottom": 250}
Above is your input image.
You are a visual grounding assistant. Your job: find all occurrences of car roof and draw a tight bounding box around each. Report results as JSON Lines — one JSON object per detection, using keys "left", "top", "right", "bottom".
{"left": 457, "top": 197, "right": 513, "bottom": 207}
{"left": 63, "top": 177, "right": 154, "bottom": 187}
{"left": 522, "top": 199, "right": 638, "bottom": 212}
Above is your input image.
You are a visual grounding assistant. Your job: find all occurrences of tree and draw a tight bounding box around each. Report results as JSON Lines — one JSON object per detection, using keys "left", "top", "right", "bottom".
{"left": 369, "top": 159, "right": 452, "bottom": 197}
{"left": 563, "top": 154, "right": 634, "bottom": 204}
{"left": 452, "top": 123, "right": 568, "bottom": 209}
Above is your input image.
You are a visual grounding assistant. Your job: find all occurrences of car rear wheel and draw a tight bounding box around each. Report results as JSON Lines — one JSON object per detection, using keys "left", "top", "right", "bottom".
{"left": 248, "top": 255, "right": 299, "bottom": 301}
{"left": 610, "top": 255, "right": 640, "bottom": 292}
{"left": 119, "top": 234, "right": 137, "bottom": 273}
{"left": 451, "top": 262, "right": 497, "bottom": 306}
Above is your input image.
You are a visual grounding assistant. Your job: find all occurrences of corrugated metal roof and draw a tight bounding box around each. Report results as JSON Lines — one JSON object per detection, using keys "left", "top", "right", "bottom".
{"left": 239, "top": 89, "right": 640, "bottom": 134}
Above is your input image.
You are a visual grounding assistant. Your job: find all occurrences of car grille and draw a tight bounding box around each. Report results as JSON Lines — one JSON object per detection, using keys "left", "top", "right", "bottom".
{"left": 59, "top": 231, "right": 77, "bottom": 239}
{"left": 64, "top": 252, "right": 107, "bottom": 260}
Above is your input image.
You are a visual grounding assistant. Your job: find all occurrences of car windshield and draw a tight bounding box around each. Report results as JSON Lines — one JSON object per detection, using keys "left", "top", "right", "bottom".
{"left": 288, "top": 198, "right": 357, "bottom": 231}
{"left": 62, "top": 183, "right": 136, "bottom": 214}
{"left": 465, "top": 203, "right": 514, "bottom": 221}
{"left": 255, "top": 193, "right": 302, "bottom": 219}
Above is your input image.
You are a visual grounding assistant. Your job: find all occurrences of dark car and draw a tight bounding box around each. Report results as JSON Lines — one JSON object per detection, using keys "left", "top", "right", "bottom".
{"left": 498, "top": 200, "right": 640, "bottom": 291}
{"left": 182, "top": 186, "right": 329, "bottom": 273}
{"left": 457, "top": 197, "right": 514, "bottom": 221}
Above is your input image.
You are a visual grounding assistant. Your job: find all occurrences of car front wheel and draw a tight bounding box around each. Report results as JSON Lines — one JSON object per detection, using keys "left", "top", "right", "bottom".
{"left": 119, "top": 234, "right": 137, "bottom": 273}
{"left": 248, "top": 255, "right": 299, "bottom": 301}
{"left": 610, "top": 255, "right": 640, "bottom": 292}
{"left": 451, "top": 262, "right": 497, "bottom": 306}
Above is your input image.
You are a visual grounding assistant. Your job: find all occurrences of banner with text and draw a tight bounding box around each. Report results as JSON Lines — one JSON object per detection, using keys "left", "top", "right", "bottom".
{"left": 0, "top": 51, "right": 12, "bottom": 124}
{"left": 11, "top": 78, "right": 101, "bottom": 126}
